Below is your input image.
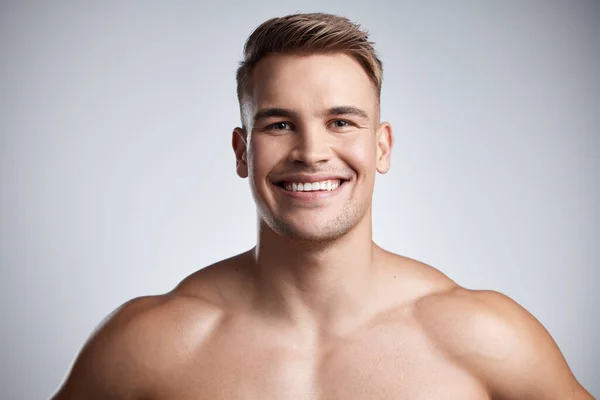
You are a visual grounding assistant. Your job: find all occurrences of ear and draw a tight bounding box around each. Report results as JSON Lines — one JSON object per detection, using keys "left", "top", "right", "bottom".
{"left": 232, "top": 127, "right": 248, "bottom": 178}
{"left": 375, "top": 122, "right": 393, "bottom": 174}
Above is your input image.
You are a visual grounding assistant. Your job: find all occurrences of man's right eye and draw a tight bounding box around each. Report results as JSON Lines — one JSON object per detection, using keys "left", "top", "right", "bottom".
{"left": 266, "top": 122, "right": 293, "bottom": 131}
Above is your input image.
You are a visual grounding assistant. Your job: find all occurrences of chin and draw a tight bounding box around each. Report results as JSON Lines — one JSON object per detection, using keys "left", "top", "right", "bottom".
{"left": 266, "top": 213, "right": 358, "bottom": 244}
{"left": 282, "top": 226, "right": 346, "bottom": 243}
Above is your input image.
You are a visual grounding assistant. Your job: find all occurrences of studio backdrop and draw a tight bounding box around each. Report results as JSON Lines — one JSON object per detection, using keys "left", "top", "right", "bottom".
{"left": 0, "top": 1, "right": 598, "bottom": 398}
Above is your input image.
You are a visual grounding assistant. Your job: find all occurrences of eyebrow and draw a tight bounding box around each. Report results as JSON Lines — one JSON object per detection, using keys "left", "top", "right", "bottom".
{"left": 253, "top": 108, "right": 298, "bottom": 122}
{"left": 253, "top": 106, "right": 370, "bottom": 123}
{"left": 326, "top": 106, "right": 370, "bottom": 121}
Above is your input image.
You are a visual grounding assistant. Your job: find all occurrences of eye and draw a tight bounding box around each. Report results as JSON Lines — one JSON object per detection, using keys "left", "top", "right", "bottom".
{"left": 266, "top": 122, "right": 293, "bottom": 131}
{"left": 329, "top": 120, "right": 353, "bottom": 130}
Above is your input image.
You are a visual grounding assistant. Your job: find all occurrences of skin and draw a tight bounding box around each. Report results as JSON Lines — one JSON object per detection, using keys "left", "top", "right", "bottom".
{"left": 52, "top": 53, "right": 594, "bottom": 399}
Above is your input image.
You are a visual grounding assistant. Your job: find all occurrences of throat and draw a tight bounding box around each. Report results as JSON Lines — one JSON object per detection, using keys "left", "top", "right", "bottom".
{"left": 248, "top": 238, "right": 384, "bottom": 332}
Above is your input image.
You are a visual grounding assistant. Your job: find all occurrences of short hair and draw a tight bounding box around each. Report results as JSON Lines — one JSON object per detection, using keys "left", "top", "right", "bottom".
{"left": 236, "top": 12, "right": 383, "bottom": 106}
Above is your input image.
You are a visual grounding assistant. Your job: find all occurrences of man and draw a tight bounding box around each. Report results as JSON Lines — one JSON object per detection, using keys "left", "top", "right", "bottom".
{"left": 52, "top": 12, "right": 593, "bottom": 399}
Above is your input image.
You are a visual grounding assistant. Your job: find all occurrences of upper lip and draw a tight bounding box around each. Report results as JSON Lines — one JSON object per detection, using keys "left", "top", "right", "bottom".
{"left": 272, "top": 173, "right": 350, "bottom": 184}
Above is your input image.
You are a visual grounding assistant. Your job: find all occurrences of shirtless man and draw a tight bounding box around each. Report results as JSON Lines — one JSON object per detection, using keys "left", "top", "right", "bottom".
{"left": 52, "top": 12, "right": 593, "bottom": 400}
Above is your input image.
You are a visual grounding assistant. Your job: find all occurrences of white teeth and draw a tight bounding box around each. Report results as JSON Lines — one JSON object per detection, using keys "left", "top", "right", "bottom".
{"left": 281, "top": 180, "right": 342, "bottom": 192}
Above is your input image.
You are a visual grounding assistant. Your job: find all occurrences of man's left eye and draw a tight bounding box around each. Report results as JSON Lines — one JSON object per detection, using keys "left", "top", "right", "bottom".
{"left": 331, "top": 120, "right": 350, "bottom": 128}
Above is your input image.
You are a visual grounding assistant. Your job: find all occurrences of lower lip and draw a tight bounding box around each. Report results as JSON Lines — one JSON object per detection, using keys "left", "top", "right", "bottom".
{"left": 272, "top": 181, "right": 348, "bottom": 200}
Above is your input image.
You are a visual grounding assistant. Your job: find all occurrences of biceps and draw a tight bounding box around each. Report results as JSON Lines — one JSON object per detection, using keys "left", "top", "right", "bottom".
{"left": 483, "top": 351, "right": 589, "bottom": 399}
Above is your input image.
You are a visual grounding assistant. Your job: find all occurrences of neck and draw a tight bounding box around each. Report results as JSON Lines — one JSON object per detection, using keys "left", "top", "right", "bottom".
{"left": 249, "top": 209, "right": 386, "bottom": 337}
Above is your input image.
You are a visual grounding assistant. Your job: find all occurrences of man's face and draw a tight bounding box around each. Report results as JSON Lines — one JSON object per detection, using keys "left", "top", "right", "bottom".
{"left": 233, "top": 53, "right": 392, "bottom": 242}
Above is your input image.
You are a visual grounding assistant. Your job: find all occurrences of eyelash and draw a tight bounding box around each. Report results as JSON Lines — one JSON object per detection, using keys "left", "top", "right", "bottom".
{"left": 265, "top": 120, "right": 353, "bottom": 131}
{"left": 267, "top": 122, "right": 293, "bottom": 131}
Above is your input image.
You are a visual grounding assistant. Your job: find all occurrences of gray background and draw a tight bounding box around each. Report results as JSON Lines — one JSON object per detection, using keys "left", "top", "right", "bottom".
{"left": 1, "top": 1, "right": 598, "bottom": 398}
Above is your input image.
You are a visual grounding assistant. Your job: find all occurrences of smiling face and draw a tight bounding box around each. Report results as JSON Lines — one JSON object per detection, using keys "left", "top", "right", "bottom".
{"left": 233, "top": 53, "right": 393, "bottom": 242}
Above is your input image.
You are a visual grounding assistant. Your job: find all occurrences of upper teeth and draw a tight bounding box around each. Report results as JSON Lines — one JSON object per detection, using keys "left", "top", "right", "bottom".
{"left": 283, "top": 180, "right": 341, "bottom": 192}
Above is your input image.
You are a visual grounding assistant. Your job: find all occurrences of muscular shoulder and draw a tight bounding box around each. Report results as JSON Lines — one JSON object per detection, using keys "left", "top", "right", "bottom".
{"left": 413, "top": 287, "right": 591, "bottom": 399}
{"left": 52, "top": 253, "right": 254, "bottom": 399}
{"left": 103, "top": 293, "right": 223, "bottom": 362}
{"left": 54, "top": 293, "right": 223, "bottom": 399}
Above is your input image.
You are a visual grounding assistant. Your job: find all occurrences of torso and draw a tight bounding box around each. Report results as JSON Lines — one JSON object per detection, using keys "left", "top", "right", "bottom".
{"left": 146, "top": 308, "right": 489, "bottom": 399}
{"left": 124, "top": 251, "right": 491, "bottom": 399}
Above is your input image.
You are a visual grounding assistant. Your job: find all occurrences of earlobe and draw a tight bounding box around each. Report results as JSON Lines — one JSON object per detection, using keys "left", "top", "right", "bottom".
{"left": 232, "top": 128, "right": 248, "bottom": 178}
{"left": 376, "top": 122, "right": 393, "bottom": 174}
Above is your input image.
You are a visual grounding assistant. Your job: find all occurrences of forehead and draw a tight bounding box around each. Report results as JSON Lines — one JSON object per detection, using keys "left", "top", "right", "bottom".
{"left": 245, "top": 53, "right": 378, "bottom": 114}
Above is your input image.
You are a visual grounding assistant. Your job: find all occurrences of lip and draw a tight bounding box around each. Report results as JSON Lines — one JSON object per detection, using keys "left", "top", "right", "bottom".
{"left": 271, "top": 179, "right": 349, "bottom": 200}
{"left": 271, "top": 173, "right": 351, "bottom": 185}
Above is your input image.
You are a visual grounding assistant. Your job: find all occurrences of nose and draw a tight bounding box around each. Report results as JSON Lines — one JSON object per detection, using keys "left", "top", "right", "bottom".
{"left": 288, "top": 126, "right": 332, "bottom": 166}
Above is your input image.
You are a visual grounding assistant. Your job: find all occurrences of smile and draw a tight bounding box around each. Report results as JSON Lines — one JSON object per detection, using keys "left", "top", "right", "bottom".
{"left": 280, "top": 179, "right": 341, "bottom": 192}
{"left": 272, "top": 178, "right": 349, "bottom": 200}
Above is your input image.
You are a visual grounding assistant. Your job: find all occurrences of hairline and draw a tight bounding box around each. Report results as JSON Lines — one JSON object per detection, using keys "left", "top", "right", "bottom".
{"left": 238, "top": 52, "right": 381, "bottom": 129}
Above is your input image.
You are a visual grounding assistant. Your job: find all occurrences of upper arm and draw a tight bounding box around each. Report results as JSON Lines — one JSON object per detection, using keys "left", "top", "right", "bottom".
{"left": 417, "top": 289, "right": 593, "bottom": 400}
{"left": 469, "top": 291, "right": 593, "bottom": 399}
{"left": 51, "top": 296, "right": 167, "bottom": 400}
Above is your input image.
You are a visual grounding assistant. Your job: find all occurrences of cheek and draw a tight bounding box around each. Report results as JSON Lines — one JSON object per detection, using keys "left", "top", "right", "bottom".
{"left": 248, "top": 136, "right": 286, "bottom": 178}
{"left": 340, "top": 135, "right": 378, "bottom": 176}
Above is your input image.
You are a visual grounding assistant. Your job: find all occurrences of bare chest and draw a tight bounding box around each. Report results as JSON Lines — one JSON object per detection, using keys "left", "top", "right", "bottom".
{"left": 146, "top": 322, "right": 489, "bottom": 400}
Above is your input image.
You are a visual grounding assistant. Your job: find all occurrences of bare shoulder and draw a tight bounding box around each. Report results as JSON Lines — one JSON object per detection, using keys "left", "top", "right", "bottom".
{"left": 173, "top": 250, "right": 255, "bottom": 308}
{"left": 413, "top": 285, "right": 593, "bottom": 399}
{"left": 52, "top": 257, "right": 242, "bottom": 400}
{"left": 379, "top": 251, "right": 458, "bottom": 298}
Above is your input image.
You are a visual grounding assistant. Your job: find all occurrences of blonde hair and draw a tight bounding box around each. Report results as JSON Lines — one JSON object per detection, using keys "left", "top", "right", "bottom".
{"left": 236, "top": 12, "right": 383, "bottom": 105}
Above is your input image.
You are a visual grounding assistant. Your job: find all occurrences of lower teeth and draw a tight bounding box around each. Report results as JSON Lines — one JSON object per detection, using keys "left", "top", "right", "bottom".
{"left": 284, "top": 186, "right": 339, "bottom": 192}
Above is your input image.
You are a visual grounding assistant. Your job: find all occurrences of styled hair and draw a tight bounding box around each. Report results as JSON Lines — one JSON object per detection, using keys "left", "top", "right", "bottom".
{"left": 236, "top": 12, "right": 383, "bottom": 105}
